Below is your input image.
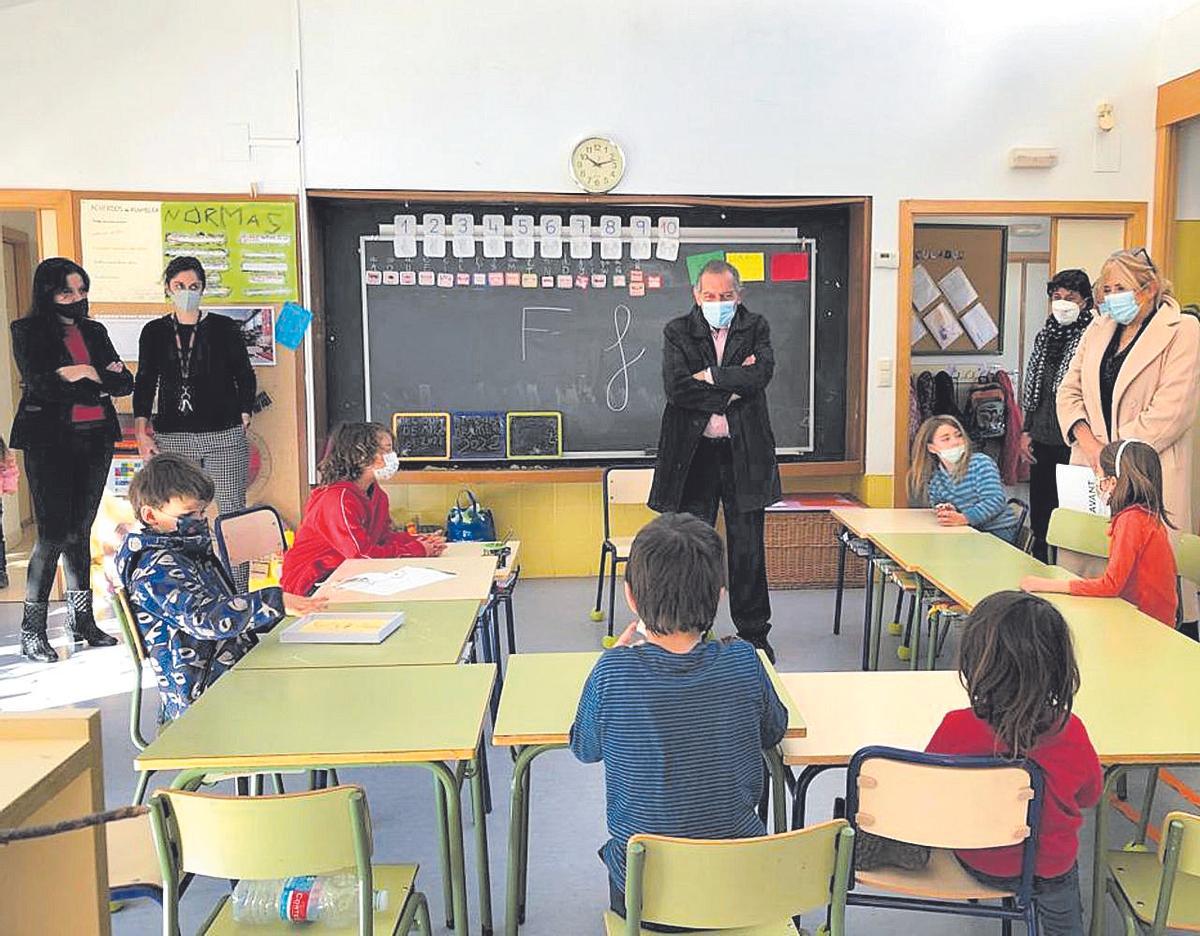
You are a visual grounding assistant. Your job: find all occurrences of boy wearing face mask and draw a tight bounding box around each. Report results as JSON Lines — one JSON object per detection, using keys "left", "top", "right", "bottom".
{"left": 908, "top": 415, "right": 1019, "bottom": 542}
{"left": 117, "top": 454, "right": 323, "bottom": 721}
{"left": 1019, "top": 269, "right": 1095, "bottom": 561}
{"left": 281, "top": 422, "right": 445, "bottom": 597}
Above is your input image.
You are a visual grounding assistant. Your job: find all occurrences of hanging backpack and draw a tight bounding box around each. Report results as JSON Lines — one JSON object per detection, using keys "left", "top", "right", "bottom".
{"left": 445, "top": 489, "right": 497, "bottom": 542}
{"left": 966, "top": 379, "right": 1006, "bottom": 440}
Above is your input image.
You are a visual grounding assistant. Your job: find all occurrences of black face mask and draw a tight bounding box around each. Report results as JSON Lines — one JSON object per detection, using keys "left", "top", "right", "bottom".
{"left": 56, "top": 298, "right": 88, "bottom": 321}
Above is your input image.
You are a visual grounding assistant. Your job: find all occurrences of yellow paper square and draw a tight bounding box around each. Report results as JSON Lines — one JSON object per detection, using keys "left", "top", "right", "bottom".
{"left": 298, "top": 617, "right": 391, "bottom": 635}
{"left": 726, "top": 252, "right": 765, "bottom": 283}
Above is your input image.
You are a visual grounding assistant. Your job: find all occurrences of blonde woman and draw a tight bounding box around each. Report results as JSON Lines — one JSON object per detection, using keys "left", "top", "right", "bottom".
{"left": 908, "top": 415, "right": 1019, "bottom": 542}
{"left": 1057, "top": 248, "right": 1200, "bottom": 631}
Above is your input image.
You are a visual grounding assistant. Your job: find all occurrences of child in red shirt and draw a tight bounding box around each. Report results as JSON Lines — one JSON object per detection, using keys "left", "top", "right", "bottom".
{"left": 281, "top": 422, "right": 446, "bottom": 596}
{"left": 1021, "top": 439, "right": 1178, "bottom": 627}
{"left": 926, "top": 591, "right": 1101, "bottom": 936}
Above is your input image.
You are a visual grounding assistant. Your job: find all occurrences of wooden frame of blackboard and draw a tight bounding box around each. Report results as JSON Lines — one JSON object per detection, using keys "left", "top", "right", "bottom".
{"left": 392, "top": 411, "right": 451, "bottom": 461}
{"left": 306, "top": 191, "right": 870, "bottom": 478}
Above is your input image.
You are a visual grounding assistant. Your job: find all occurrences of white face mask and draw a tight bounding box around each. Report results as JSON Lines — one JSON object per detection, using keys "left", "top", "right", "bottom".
{"left": 374, "top": 450, "right": 400, "bottom": 481}
{"left": 937, "top": 445, "right": 966, "bottom": 466}
{"left": 1050, "top": 299, "right": 1081, "bottom": 325}
{"left": 170, "top": 289, "right": 202, "bottom": 314}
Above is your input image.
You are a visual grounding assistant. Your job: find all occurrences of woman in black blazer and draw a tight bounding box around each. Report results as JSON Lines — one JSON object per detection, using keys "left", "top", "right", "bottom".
{"left": 9, "top": 258, "right": 132, "bottom": 661}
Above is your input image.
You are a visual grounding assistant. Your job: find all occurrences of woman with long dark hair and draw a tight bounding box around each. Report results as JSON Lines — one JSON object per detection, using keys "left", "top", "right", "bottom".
{"left": 9, "top": 258, "right": 132, "bottom": 661}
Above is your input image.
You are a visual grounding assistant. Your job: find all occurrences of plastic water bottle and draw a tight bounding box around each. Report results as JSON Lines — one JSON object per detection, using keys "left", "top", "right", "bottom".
{"left": 230, "top": 873, "right": 388, "bottom": 926}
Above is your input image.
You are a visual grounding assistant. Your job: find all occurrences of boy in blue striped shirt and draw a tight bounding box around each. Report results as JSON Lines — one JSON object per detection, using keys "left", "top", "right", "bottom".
{"left": 570, "top": 512, "right": 788, "bottom": 927}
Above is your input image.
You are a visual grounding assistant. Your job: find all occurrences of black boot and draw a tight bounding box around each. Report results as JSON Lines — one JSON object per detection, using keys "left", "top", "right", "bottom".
{"left": 66, "top": 589, "right": 117, "bottom": 648}
{"left": 20, "top": 601, "right": 57, "bottom": 663}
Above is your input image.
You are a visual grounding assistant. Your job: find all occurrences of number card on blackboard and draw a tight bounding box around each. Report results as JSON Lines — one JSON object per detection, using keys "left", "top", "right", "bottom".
{"left": 392, "top": 412, "right": 451, "bottom": 461}
{"left": 451, "top": 412, "right": 505, "bottom": 460}
{"left": 507, "top": 412, "right": 563, "bottom": 459}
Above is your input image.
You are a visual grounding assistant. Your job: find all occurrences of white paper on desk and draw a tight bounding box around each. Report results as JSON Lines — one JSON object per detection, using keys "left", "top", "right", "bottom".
{"left": 1056, "top": 464, "right": 1111, "bottom": 517}
{"left": 332, "top": 566, "right": 455, "bottom": 596}
{"left": 960, "top": 303, "right": 999, "bottom": 349}
{"left": 922, "top": 302, "right": 964, "bottom": 349}
{"left": 937, "top": 266, "right": 980, "bottom": 314}
{"left": 911, "top": 263, "right": 940, "bottom": 312}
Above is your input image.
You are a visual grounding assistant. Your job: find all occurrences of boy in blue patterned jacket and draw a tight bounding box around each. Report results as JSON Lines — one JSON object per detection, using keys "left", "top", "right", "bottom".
{"left": 116, "top": 454, "right": 324, "bottom": 721}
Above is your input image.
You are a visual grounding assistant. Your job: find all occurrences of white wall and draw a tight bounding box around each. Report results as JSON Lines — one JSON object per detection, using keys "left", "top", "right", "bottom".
{"left": 1159, "top": 2, "right": 1200, "bottom": 82}
{"left": 0, "top": 0, "right": 1168, "bottom": 476}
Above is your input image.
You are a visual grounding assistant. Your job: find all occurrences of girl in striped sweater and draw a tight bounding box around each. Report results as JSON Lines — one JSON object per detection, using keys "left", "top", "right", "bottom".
{"left": 908, "top": 415, "right": 1019, "bottom": 542}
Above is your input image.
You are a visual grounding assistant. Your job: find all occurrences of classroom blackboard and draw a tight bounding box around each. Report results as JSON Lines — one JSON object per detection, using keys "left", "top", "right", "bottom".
{"left": 314, "top": 199, "right": 854, "bottom": 463}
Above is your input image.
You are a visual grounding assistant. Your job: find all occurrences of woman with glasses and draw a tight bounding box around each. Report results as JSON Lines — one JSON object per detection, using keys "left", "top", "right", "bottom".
{"left": 133, "top": 256, "right": 257, "bottom": 588}
{"left": 1058, "top": 247, "right": 1200, "bottom": 635}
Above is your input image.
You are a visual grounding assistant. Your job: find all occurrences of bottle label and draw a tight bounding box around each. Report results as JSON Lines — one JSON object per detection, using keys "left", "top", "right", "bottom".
{"left": 279, "top": 876, "right": 317, "bottom": 922}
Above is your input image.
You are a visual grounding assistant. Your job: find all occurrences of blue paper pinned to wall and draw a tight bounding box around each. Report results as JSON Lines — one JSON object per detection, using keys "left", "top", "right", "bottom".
{"left": 276, "top": 302, "right": 313, "bottom": 350}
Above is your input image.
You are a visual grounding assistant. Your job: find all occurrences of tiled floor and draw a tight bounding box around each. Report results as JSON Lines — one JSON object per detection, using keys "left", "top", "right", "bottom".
{"left": 0, "top": 576, "right": 1184, "bottom": 934}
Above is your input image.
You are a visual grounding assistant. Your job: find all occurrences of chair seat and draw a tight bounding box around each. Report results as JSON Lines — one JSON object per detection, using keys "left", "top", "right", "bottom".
{"left": 107, "top": 814, "right": 163, "bottom": 892}
{"left": 607, "top": 536, "right": 636, "bottom": 560}
{"left": 1108, "top": 849, "right": 1200, "bottom": 931}
{"left": 854, "top": 849, "right": 1014, "bottom": 901}
{"left": 203, "top": 864, "right": 418, "bottom": 935}
{"left": 603, "top": 910, "right": 799, "bottom": 935}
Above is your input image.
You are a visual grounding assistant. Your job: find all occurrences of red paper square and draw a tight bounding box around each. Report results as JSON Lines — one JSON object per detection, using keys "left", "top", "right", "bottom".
{"left": 770, "top": 252, "right": 809, "bottom": 282}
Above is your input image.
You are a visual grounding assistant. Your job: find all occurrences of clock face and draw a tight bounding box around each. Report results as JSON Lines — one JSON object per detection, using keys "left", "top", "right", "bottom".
{"left": 570, "top": 136, "right": 625, "bottom": 193}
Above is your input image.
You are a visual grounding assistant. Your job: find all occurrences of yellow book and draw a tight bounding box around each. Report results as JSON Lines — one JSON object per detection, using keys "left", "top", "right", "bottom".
{"left": 279, "top": 612, "right": 406, "bottom": 645}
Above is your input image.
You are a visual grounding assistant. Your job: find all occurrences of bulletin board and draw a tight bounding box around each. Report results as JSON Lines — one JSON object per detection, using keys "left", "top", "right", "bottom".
{"left": 910, "top": 223, "right": 1007, "bottom": 355}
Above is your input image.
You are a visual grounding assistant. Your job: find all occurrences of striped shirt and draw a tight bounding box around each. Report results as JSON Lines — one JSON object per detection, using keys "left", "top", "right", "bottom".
{"left": 569, "top": 639, "right": 788, "bottom": 891}
{"left": 926, "top": 452, "right": 1018, "bottom": 540}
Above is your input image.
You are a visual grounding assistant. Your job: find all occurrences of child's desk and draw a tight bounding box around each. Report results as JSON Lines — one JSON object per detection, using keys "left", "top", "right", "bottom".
{"left": 135, "top": 664, "right": 496, "bottom": 936}
{"left": 313, "top": 555, "right": 499, "bottom": 604}
{"left": 237, "top": 599, "right": 482, "bottom": 670}
{"left": 491, "top": 650, "right": 805, "bottom": 936}
{"left": 442, "top": 540, "right": 522, "bottom": 581}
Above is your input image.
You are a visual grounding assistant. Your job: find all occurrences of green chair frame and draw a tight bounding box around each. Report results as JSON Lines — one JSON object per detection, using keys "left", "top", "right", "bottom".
{"left": 1106, "top": 811, "right": 1200, "bottom": 934}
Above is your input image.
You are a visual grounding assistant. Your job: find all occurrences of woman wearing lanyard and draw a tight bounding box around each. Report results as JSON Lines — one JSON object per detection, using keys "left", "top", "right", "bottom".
{"left": 134, "top": 256, "right": 256, "bottom": 588}
{"left": 1057, "top": 247, "right": 1200, "bottom": 634}
{"left": 9, "top": 258, "right": 131, "bottom": 662}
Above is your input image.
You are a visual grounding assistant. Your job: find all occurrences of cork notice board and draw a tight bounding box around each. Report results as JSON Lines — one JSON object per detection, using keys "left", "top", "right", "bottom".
{"left": 911, "top": 224, "right": 1007, "bottom": 355}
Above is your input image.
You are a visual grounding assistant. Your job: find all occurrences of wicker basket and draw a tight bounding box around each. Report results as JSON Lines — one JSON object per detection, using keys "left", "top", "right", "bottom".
{"left": 765, "top": 509, "right": 867, "bottom": 589}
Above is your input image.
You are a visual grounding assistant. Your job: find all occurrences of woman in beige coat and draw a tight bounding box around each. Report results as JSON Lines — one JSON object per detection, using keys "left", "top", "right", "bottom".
{"left": 1057, "top": 248, "right": 1200, "bottom": 632}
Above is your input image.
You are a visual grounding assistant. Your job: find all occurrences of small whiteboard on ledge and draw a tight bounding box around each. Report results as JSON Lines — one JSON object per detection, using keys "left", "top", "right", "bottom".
{"left": 1056, "top": 464, "right": 1111, "bottom": 518}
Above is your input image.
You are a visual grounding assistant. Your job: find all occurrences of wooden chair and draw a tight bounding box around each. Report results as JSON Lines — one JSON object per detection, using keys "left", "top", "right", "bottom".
{"left": 608, "top": 820, "right": 855, "bottom": 935}
{"left": 148, "top": 785, "right": 431, "bottom": 935}
{"left": 845, "top": 746, "right": 1043, "bottom": 933}
{"left": 1175, "top": 532, "right": 1200, "bottom": 629}
{"left": 1046, "top": 507, "right": 1110, "bottom": 565}
{"left": 1007, "top": 497, "right": 1032, "bottom": 553}
{"left": 1107, "top": 811, "right": 1200, "bottom": 934}
{"left": 590, "top": 466, "right": 655, "bottom": 637}
{"left": 214, "top": 504, "right": 288, "bottom": 586}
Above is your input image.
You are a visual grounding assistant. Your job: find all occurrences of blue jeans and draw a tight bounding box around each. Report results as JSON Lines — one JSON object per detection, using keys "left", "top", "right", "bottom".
{"left": 961, "top": 860, "right": 1084, "bottom": 936}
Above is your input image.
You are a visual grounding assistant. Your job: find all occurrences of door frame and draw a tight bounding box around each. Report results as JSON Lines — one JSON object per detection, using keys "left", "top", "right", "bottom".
{"left": 0, "top": 190, "right": 75, "bottom": 260}
{"left": 1152, "top": 67, "right": 1200, "bottom": 276}
{"left": 894, "top": 199, "right": 1147, "bottom": 506}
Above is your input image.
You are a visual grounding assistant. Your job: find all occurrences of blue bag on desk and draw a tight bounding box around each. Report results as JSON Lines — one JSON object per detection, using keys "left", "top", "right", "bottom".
{"left": 446, "top": 490, "right": 497, "bottom": 542}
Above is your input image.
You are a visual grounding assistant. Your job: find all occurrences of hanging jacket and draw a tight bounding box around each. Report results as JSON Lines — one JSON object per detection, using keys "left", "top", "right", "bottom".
{"left": 116, "top": 521, "right": 286, "bottom": 722}
{"left": 908, "top": 375, "right": 922, "bottom": 447}
{"left": 916, "top": 370, "right": 936, "bottom": 421}
{"left": 932, "top": 371, "right": 963, "bottom": 422}
{"left": 994, "top": 369, "right": 1025, "bottom": 485}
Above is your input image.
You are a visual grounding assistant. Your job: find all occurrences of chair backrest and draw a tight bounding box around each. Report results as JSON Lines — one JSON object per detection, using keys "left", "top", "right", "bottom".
{"left": 1175, "top": 534, "right": 1200, "bottom": 588}
{"left": 214, "top": 505, "right": 287, "bottom": 570}
{"left": 626, "top": 820, "right": 852, "bottom": 929}
{"left": 1006, "top": 498, "right": 1030, "bottom": 550}
{"left": 601, "top": 466, "right": 656, "bottom": 539}
{"left": 1160, "top": 811, "right": 1200, "bottom": 877}
{"left": 109, "top": 585, "right": 152, "bottom": 751}
{"left": 1046, "top": 507, "right": 1109, "bottom": 560}
{"left": 847, "top": 747, "right": 1042, "bottom": 900}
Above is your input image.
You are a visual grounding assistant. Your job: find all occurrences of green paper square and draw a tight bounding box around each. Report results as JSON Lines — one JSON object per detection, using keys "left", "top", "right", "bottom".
{"left": 685, "top": 250, "right": 727, "bottom": 284}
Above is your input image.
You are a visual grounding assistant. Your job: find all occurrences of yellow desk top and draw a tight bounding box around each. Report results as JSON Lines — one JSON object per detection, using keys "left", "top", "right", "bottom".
{"left": 135, "top": 664, "right": 495, "bottom": 771}
{"left": 442, "top": 540, "right": 521, "bottom": 581}
{"left": 0, "top": 709, "right": 100, "bottom": 825}
{"left": 238, "top": 600, "right": 481, "bottom": 670}
{"left": 314, "top": 556, "right": 499, "bottom": 604}
{"left": 830, "top": 507, "right": 976, "bottom": 539}
{"left": 492, "top": 649, "right": 805, "bottom": 747}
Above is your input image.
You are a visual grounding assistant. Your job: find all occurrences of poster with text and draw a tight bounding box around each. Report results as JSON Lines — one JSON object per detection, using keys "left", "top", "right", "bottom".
{"left": 161, "top": 201, "right": 298, "bottom": 304}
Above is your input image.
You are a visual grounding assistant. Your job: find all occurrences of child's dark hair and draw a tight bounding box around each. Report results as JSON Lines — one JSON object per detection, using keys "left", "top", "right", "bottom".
{"left": 318, "top": 422, "right": 392, "bottom": 485}
{"left": 958, "top": 591, "right": 1080, "bottom": 758}
{"left": 624, "top": 513, "right": 725, "bottom": 636}
{"left": 28, "top": 257, "right": 89, "bottom": 319}
{"left": 1099, "top": 440, "right": 1173, "bottom": 528}
{"left": 163, "top": 256, "right": 207, "bottom": 290}
{"left": 129, "top": 453, "right": 215, "bottom": 516}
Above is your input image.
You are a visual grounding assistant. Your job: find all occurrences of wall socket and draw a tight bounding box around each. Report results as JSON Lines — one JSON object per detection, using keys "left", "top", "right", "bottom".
{"left": 874, "top": 249, "right": 900, "bottom": 269}
{"left": 878, "top": 357, "right": 894, "bottom": 387}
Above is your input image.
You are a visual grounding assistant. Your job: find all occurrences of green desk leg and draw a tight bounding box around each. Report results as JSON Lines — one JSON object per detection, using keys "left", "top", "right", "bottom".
{"left": 868, "top": 563, "right": 887, "bottom": 670}
{"left": 505, "top": 744, "right": 560, "bottom": 936}
{"left": 765, "top": 747, "right": 788, "bottom": 834}
{"left": 926, "top": 606, "right": 940, "bottom": 671}
{"left": 426, "top": 760, "right": 470, "bottom": 936}
{"left": 467, "top": 746, "right": 494, "bottom": 936}
{"left": 909, "top": 579, "right": 925, "bottom": 672}
{"left": 1090, "top": 765, "right": 1126, "bottom": 936}
{"left": 434, "top": 773, "right": 453, "bottom": 929}
{"left": 1135, "top": 768, "right": 1159, "bottom": 845}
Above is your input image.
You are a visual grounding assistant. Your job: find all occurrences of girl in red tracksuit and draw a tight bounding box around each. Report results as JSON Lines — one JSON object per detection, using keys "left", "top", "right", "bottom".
{"left": 1021, "top": 439, "right": 1178, "bottom": 628}
{"left": 282, "top": 422, "right": 446, "bottom": 596}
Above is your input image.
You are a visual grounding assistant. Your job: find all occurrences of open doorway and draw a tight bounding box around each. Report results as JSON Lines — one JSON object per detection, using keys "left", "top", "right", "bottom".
{"left": 895, "top": 199, "right": 1146, "bottom": 508}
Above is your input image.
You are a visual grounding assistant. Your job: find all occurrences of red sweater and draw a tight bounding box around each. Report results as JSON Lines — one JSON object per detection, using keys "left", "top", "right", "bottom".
{"left": 281, "top": 481, "right": 427, "bottom": 596}
{"left": 62, "top": 322, "right": 105, "bottom": 424}
{"left": 1068, "top": 506, "right": 1178, "bottom": 627}
{"left": 926, "top": 709, "right": 1102, "bottom": 879}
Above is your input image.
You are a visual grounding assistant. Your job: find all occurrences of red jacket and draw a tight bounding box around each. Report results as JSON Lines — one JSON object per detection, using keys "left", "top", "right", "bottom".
{"left": 1068, "top": 506, "right": 1178, "bottom": 627}
{"left": 281, "top": 481, "right": 427, "bottom": 596}
{"left": 926, "top": 709, "right": 1102, "bottom": 879}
